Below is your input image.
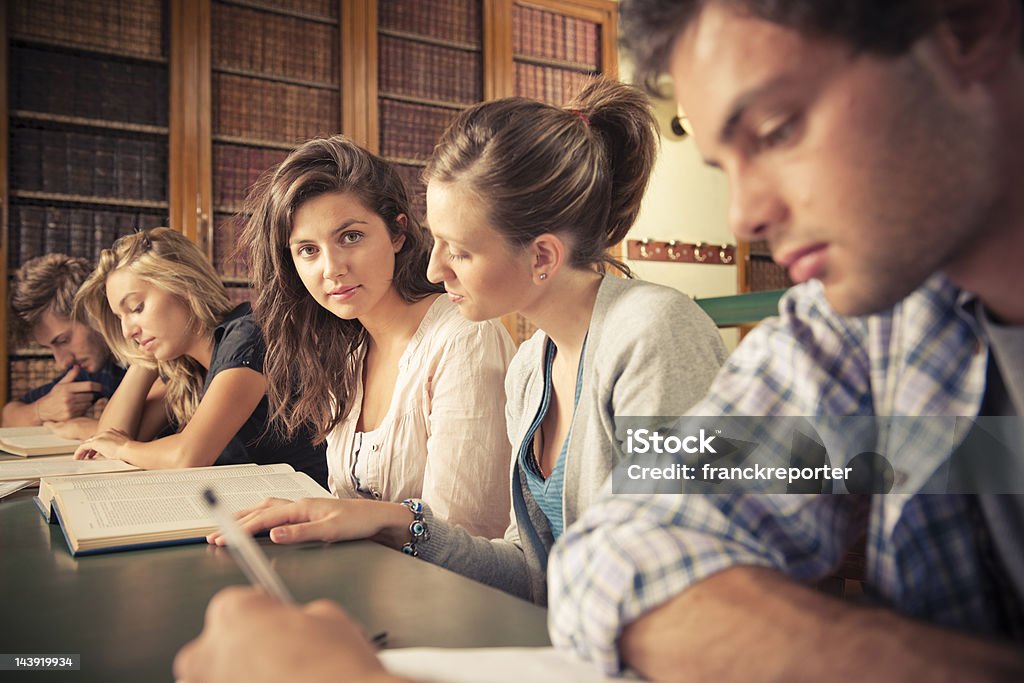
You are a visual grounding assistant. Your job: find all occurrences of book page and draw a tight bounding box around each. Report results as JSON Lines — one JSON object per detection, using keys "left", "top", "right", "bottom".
{"left": 0, "top": 426, "right": 54, "bottom": 438}
{"left": 379, "top": 648, "right": 640, "bottom": 683}
{"left": 38, "top": 463, "right": 291, "bottom": 518}
{"left": 0, "top": 457, "right": 139, "bottom": 482}
{"left": 0, "top": 480, "right": 33, "bottom": 500}
{"left": 0, "top": 426, "right": 81, "bottom": 456}
{"left": 56, "top": 470, "right": 331, "bottom": 540}
{"left": 45, "top": 462, "right": 291, "bottom": 492}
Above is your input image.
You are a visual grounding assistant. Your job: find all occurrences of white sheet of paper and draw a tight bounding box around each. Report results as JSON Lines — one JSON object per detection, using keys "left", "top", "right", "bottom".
{"left": 379, "top": 647, "right": 639, "bottom": 683}
{"left": 0, "top": 479, "right": 33, "bottom": 499}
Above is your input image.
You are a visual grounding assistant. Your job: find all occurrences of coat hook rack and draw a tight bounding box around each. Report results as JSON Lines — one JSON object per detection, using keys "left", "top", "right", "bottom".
{"left": 627, "top": 239, "right": 736, "bottom": 265}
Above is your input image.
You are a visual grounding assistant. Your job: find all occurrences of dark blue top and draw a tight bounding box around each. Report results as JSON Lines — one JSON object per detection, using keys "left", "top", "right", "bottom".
{"left": 20, "top": 359, "right": 126, "bottom": 404}
{"left": 203, "top": 303, "right": 328, "bottom": 488}
{"left": 519, "top": 337, "right": 586, "bottom": 540}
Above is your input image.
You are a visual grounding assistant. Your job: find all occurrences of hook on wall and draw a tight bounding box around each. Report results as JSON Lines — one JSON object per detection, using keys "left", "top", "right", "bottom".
{"left": 627, "top": 239, "right": 736, "bottom": 265}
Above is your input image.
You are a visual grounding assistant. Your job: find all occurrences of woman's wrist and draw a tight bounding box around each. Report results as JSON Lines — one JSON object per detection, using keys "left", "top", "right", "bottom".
{"left": 370, "top": 502, "right": 416, "bottom": 550}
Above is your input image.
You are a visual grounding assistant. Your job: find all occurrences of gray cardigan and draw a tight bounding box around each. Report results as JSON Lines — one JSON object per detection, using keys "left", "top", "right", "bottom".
{"left": 417, "top": 275, "right": 727, "bottom": 604}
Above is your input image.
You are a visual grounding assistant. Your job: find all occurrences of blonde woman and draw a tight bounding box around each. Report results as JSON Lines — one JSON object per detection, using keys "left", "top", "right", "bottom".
{"left": 73, "top": 227, "right": 327, "bottom": 486}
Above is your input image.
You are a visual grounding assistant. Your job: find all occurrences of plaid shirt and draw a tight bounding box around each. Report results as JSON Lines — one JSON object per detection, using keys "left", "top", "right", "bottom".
{"left": 548, "top": 275, "right": 1015, "bottom": 674}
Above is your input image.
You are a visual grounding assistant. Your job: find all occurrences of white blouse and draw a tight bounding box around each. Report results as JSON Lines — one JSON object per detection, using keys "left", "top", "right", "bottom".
{"left": 326, "top": 295, "right": 516, "bottom": 539}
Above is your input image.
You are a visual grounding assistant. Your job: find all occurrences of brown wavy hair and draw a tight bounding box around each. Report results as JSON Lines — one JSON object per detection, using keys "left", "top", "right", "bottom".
{"left": 9, "top": 254, "right": 95, "bottom": 345}
{"left": 242, "top": 135, "right": 442, "bottom": 443}
{"left": 423, "top": 77, "right": 658, "bottom": 275}
{"left": 74, "top": 228, "right": 234, "bottom": 428}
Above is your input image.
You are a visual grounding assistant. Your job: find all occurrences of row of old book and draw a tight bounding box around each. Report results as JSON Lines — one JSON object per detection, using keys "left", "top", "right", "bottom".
{"left": 6, "top": 359, "right": 60, "bottom": 401}
{"left": 8, "top": 204, "right": 165, "bottom": 271}
{"left": 10, "top": 127, "right": 167, "bottom": 203}
{"left": 212, "top": 2, "right": 340, "bottom": 86}
{"left": 379, "top": 36, "right": 484, "bottom": 106}
{"left": 9, "top": 0, "right": 166, "bottom": 61}
{"left": 212, "top": 214, "right": 252, "bottom": 280}
{"left": 514, "top": 62, "right": 596, "bottom": 107}
{"left": 10, "top": 45, "right": 169, "bottom": 128}
{"left": 748, "top": 256, "right": 794, "bottom": 291}
{"left": 213, "top": 145, "right": 289, "bottom": 209}
{"left": 379, "top": 100, "right": 461, "bottom": 162}
{"left": 379, "top": 0, "right": 483, "bottom": 47}
{"left": 513, "top": 4, "right": 602, "bottom": 69}
{"left": 392, "top": 164, "right": 429, "bottom": 224}
{"left": 213, "top": 73, "right": 340, "bottom": 144}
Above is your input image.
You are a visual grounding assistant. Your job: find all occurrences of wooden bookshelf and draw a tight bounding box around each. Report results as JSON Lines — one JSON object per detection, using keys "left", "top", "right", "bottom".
{"left": 204, "top": 0, "right": 343, "bottom": 299}
{"left": 2, "top": 0, "right": 619, "bottom": 400}
{"left": 3, "top": 0, "right": 171, "bottom": 400}
{"left": 504, "top": 0, "right": 617, "bottom": 343}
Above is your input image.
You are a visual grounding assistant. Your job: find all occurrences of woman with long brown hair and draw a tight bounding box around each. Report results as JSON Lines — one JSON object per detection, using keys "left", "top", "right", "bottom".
{"left": 72, "top": 227, "right": 327, "bottom": 485}
{"left": 211, "top": 79, "right": 726, "bottom": 601}
{"left": 237, "top": 135, "right": 515, "bottom": 538}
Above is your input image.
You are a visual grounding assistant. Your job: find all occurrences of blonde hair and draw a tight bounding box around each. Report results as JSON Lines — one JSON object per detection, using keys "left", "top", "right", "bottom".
{"left": 74, "top": 228, "right": 234, "bottom": 428}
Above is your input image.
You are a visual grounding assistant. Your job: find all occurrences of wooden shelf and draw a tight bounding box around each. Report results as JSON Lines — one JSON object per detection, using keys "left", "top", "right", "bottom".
{"left": 216, "top": 0, "right": 337, "bottom": 25}
{"left": 11, "top": 110, "right": 169, "bottom": 136}
{"left": 11, "top": 190, "right": 169, "bottom": 211}
{"left": 384, "top": 156, "right": 428, "bottom": 168}
{"left": 378, "top": 91, "right": 470, "bottom": 111}
{"left": 212, "top": 135, "right": 299, "bottom": 151}
{"left": 9, "top": 36, "right": 168, "bottom": 65}
{"left": 8, "top": 348, "right": 52, "bottom": 359}
{"left": 212, "top": 66, "right": 339, "bottom": 92}
{"left": 513, "top": 53, "right": 598, "bottom": 74}
{"left": 378, "top": 27, "right": 480, "bottom": 53}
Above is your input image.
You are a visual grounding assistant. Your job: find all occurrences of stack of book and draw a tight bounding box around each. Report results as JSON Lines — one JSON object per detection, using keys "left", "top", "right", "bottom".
{"left": 214, "top": 73, "right": 338, "bottom": 144}
{"left": 9, "top": 0, "right": 165, "bottom": 61}
{"left": 512, "top": 5, "right": 601, "bottom": 67}
{"left": 213, "top": 145, "right": 289, "bottom": 209}
{"left": 6, "top": 357, "right": 58, "bottom": 400}
{"left": 9, "top": 203, "right": 162, "bottom": 267}
{"left": 212, "top": 3, "right": 339, "bottom": 85}
{"left": 379, "top": 100, "right": 460, "bottom": 162}
{"left": 379, "top": 0, "right": 482, "bottom": 46}
{"left": 10, "top": 45, "right": 168, "bottom": 126}
{"left": 379, "top": 36, "right": 482, "bottom": 106}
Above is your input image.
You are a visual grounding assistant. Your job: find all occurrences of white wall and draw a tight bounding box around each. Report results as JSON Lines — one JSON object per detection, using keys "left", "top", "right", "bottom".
{"left": 619, "top": 55, "right": 740, "bottom": 348}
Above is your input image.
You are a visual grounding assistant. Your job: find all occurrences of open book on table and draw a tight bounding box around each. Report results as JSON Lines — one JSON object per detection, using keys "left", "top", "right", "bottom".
{"left": 38, "top": 462, "right": 332, "bottom": 556}
{"left": 0, "top": 426, "right": 82, "bottom": 456}
{"left": 0, "top": 456, "right": 139, "bottom": 483}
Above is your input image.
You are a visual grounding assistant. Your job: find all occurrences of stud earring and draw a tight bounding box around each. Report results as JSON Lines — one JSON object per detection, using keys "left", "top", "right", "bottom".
{"left": 538, "top": 273, "right": 548, "bottom": 281}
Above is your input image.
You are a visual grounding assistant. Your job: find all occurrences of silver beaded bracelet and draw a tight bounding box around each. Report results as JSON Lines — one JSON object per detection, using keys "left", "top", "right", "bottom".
{"left": 399, "top": 498, "right": 430, "bottom": 557}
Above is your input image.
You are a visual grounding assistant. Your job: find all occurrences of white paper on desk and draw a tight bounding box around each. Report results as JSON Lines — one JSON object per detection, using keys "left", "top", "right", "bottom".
{"left": 379, "top": 647, "right": 639, "bottom": 683}
{"left": 0, "top": 456, "right": 138, "bottom": 482}
{"left": 0, "top": 480, "right": 33, "bottom": 499}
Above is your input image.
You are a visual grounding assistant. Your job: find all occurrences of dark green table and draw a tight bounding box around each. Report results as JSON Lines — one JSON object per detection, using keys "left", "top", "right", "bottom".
{"left": 0, "top": 494, "right": 549, "bottom": 681}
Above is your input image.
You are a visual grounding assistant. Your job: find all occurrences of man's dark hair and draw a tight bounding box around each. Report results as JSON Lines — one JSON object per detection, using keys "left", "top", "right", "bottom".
{"left": 621, "top": 0, "right": 1024, "bottom": 95}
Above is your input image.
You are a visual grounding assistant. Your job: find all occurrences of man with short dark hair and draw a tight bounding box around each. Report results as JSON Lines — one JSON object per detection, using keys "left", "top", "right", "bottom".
{"left": 3, "top": 254, "right": 124, "bottom": 437}
{"left": 548, "top": 0, "right": 1024, "bottom": 680}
